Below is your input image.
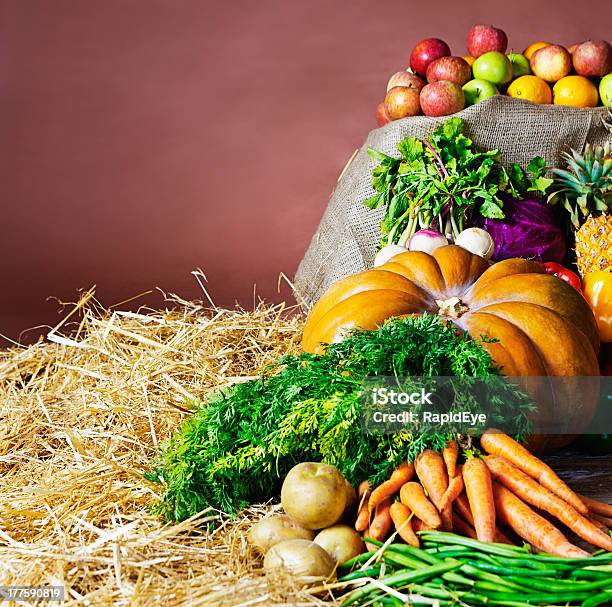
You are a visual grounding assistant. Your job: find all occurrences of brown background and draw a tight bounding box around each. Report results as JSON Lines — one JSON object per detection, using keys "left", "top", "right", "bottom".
{"left": 1, "top": 0, "right": 610, "bottom": 344}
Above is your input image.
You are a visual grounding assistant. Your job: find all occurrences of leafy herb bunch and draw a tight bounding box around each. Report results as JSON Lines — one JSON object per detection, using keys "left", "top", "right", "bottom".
{"left": 365, "top": 118, "right": 553, "bottom": 246}
{"left": 148, "top": 315, "right": 533, "bottom": 521}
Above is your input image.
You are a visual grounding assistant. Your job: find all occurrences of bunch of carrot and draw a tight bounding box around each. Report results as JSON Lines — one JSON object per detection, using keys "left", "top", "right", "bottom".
{"left": 354, "top": 430, "right": 612, "bottom": 558}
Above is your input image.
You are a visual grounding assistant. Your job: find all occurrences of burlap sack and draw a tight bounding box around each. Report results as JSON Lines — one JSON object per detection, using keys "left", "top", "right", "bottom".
{"left": 294, "top": 96, "right": 609, "bottom": 308}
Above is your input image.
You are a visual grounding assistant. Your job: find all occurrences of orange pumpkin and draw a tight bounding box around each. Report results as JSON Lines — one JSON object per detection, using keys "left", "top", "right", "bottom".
{"left": 302, "top": 246, "right": 600, "bottom": 447}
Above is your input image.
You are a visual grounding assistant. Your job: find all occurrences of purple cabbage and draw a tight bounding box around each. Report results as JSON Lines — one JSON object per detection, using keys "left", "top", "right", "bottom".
{"left": 473, "top": 197, "right": 566, "bottom": 263}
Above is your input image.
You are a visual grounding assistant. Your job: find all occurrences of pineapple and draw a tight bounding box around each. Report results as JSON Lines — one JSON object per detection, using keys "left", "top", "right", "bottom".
{"left": 575, "top": 213, "right": 611, "bottom": 275}
{"left": 548, "top": 111, "right": 612, "bottom": 276}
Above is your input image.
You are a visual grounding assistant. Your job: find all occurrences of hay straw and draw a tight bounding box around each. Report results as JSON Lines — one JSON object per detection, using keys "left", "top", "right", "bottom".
{"left": 0, "top": 289, "right": 342, "bottom": 606}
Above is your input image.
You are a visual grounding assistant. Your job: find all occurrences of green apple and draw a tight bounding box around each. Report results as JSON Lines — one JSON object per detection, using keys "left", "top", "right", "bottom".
{"left": 507, "top": 52, "right": 531, "bottom": 78}
{"left": 462, "top": 78, "right": 499, "bottom": 106}
{"left": 472, "top": 51, "right": 513, "bottom": 86}
{"left": 600, "top": 73, "right": 612, "bottom": 107}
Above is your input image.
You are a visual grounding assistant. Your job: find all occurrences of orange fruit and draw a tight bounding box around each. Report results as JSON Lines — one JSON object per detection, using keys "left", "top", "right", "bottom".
{"left": 507, "top": 75, "right": 552, "bottom": 104}
{"left": 523, "top": 41, "right": 552, "bottom": 60}
{"left": 463, "top": 55, "right": 475, "bottom": 67}
{"left": 553, "top": 75, "right": 599, "bottom": 107}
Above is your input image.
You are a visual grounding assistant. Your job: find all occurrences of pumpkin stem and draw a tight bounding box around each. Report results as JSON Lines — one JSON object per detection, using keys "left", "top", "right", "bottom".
{"left": 435, "top": 297, "right": 469, "bottom": 319}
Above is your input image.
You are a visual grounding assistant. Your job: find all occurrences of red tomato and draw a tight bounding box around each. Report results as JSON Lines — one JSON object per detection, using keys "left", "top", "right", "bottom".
{"left": 543, "top": 262, "right": 582, "bottom": 291}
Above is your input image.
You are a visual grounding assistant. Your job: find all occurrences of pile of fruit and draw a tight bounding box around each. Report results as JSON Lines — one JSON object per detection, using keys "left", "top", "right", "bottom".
{"left": 377, "top": 24, "right": 612, "bottom": 122}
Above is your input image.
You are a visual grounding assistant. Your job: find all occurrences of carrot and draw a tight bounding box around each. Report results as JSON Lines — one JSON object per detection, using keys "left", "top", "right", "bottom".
{"left": 368, "top": 498, "right": 393, "bottom": 542}
{"left": 415, "top": 450, "right": 452, "bottom": 530}
{"left": 412, "top": 518, "right": 435, "bottom": 533}
{"left": 480, "top": 430, "right": 588, "bottom": 515}
{"left": 399, "top": 482, "right": 442, "bottom": 529}
{"left": 363, "top": 527, "right": 377, "bottom": 552}
{"left": 493, "top": 483, "right": 590, "bottom": 558}
{"left": 579, "top": 494, "right": 612, "bottom": 518}
{"left": 355, "top": 480, "right": 372, "bottom": 532}
{"left": 454, "top": 492, "right": 474, "bottom": 525}
{"left": 588, "top": 515, "right": 610, "bottom": 533}
{"left": 484, "top": 455, "right": 612, "bottom": 552}
{"left": 454, "top": 491, "right": 513, "bottom": 545}
{"left": 493, "top": 526, "right": 515, "bottom": 545}
{"left": 438, "top": 468, "right": 464, "bottom": 512}
{"left": 463, "top": 458, "right": 496, "bottom": 543}
{"left": 389, "top": 502, "right": 419, "bottom": 547}
{"left": 443, "top": 440, "right": 459, "bottom": 478}
{"left": 368, "top": 461, "right": 414, "bottom": 513}
{"left": 590, "top": 513, "right": 612, "bottom": 528}
{"left": 452, "top": 512, "right": 478, "bottom": 539}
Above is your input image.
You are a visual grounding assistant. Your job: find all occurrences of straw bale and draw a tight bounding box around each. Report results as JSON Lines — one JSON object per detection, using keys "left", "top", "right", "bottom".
{"left": 0, "top": 290, "right": 339, "bottom": 606}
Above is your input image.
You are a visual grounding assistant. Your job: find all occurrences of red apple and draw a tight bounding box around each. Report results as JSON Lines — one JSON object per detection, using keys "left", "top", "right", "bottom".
{"left": 426, "top": 56, "right": 472, "bottom": 86}
{"left": 384, "top": 86, "right": 421, "bottom": 120}
{"left": 420, "top": 81, "right": 465, "bottom": 117}
{"left": 467, "top": 24, "right": 508, "bottom": 58}
{"left": 572, "top": 40, "right": 612, "bottom": 77}
{"left": 386, "top": 71, "right": 426, "bottom": 92}
{"left": 409, "top": 38, "right": 451, "bottom": 77}
{"left": 376, "top": 102, "right": 391, "bottom": 126}
{"left": 530, "top": 44, "right": 572, "bottom": 82}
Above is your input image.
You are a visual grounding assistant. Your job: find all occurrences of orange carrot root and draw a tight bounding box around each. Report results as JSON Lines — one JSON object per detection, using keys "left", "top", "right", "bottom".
{"left": 368, "top": 461, "right": 414, "bottom": 513}
{"left": 588, "top": 515, "right": 610, "bottom": 533}
{"left": 455, "top": 491, "right": 513, "bottom": 544}
{"left": 389, "top": 502, "right": 420, "bottom": 547}
{"left": 579, "top": 494, "right": 612, "bottom": 518}
{"left": 355, "top": 480, "right": 372, "bottom": 532}
{"left": 493, "top": 526, "right": 515, "bottom": 545}
{"left": 439, "top": 469, "right": 464, "bottom": 512}
{"left": 484, "top": 455, "right": 612, "bottom": 552}
{"left": 400, "top": 482, "right": 442, "bottom": 529}
{"left": 452, "top": 512, "right": 478, "bottom": 539}
{"left": 481, "top": 430, "right": 588, "bottom": 515}
{"left": 454, "top": 492, "right": 474, "bottom": 525}
{"left": 415, "top": 450, "right": 452, "bottom": 530}
{"left": 412, "top": 518, "right": 435, "bottom": 533}
{"left": 463, "top": 458, "right": 496, "bottom": 543}
{"left": 443, "top": 440, "right": 459, "bottom": 478}
{"left": 368, "top": 498, "right": 393, "bottom": 542}
{"left": 493, "top": 483, "right": 589, "bottom": 558}
{"left": 363, "top": 527, "right": 377, "bottom": 552}
{"left": 590, "top": 513, "right": 612, "bottom": 528}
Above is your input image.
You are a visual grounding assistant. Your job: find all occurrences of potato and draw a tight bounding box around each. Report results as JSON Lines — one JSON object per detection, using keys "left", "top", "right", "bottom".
{"left": 314, "top": 524, "right": 365, "bottom": 565}
{"left": 263, "top": 539, "right": 335, "bottom": 581}
{"left": 247, "top": 515, "right": 314, "bottom": 554}
{"left": 281, "top": 462, "right": 347, "bottom": 530}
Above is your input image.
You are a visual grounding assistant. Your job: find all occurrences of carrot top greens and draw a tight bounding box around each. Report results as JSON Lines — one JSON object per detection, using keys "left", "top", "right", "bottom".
{"left": 147, "top": 314, "right": 533, "bottom": 521}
